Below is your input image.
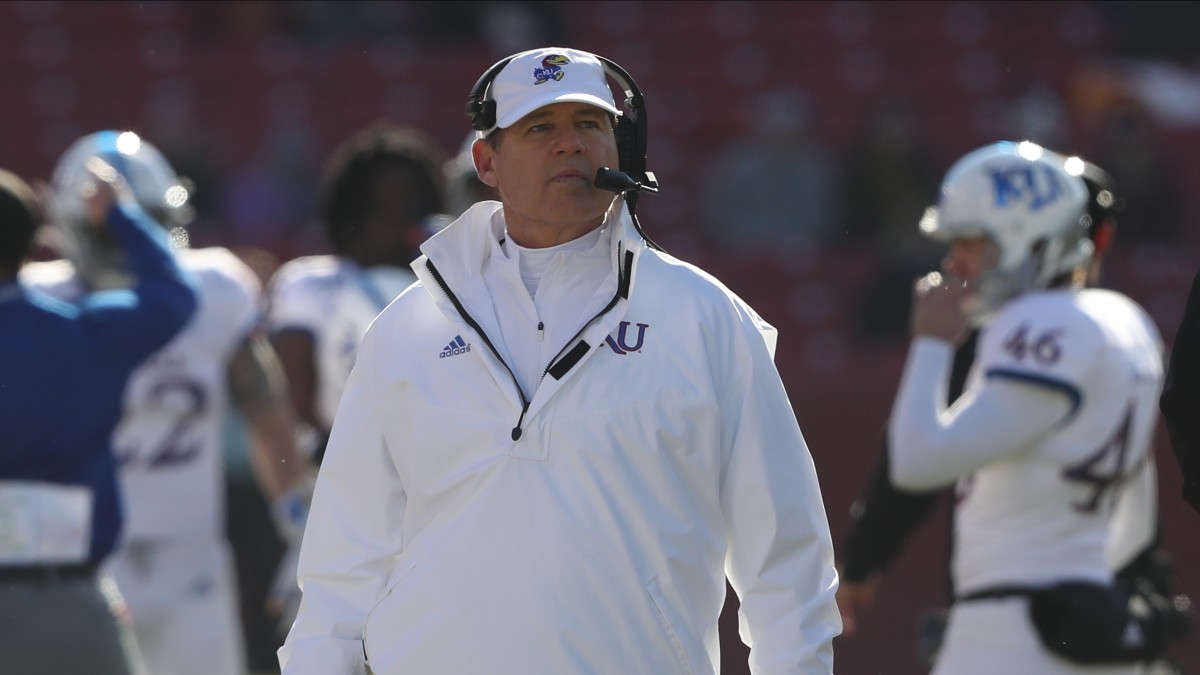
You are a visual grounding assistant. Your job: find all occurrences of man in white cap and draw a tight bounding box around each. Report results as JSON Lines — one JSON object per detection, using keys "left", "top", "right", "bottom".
{"left": 278, "top": 46, "right": 841, "bottom": 675}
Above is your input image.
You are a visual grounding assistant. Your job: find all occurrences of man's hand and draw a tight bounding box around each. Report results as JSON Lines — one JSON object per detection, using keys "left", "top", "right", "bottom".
{"left": 80, "top": 157, "right": 135, "bottom": 227}
{"left": 835, "top": 573, "right": 880, "bottom": 639}
{"left": 910, "top": 272, "right": 970, "bottom": 346}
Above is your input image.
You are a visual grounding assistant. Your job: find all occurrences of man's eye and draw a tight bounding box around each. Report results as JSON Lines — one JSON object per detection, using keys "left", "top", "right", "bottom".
{"left": 528, "top": 124, "right": 551, "bottom": 133}
{"left": 578, "top": 120, "right": 601, "bottom": 129}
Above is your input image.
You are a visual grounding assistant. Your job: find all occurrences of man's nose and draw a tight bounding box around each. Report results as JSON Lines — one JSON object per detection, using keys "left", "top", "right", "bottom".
{"left": 553, "top": 127, "right": 586, "bottom": 154}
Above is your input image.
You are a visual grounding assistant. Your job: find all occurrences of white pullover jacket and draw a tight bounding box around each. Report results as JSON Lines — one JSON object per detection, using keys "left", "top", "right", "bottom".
{"left": 279, "top": 199, "right": 840, "bottom": 675}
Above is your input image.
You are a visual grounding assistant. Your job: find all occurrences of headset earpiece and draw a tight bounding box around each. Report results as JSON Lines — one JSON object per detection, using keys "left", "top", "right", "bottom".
{"left": 613, "top": 114, "right": 637, "bottom": 176}
{"left": 466, "top": 99, "right": 497, "bottom": 132}
{"left": 466, "top": 56, "right": 515, "bottom": 132}
{"left": 595, "top": 57, "right": 651, "bottom": 189}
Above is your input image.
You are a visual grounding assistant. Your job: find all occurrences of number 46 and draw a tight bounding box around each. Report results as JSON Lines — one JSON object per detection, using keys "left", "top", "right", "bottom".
{"left": 1001, "top": 323, "right": 1063, "bottom": 365}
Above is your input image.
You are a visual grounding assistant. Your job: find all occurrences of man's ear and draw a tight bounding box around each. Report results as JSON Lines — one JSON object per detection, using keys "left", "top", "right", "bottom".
{"left": 472, "top": 138, "right": 499, "bottom": 189}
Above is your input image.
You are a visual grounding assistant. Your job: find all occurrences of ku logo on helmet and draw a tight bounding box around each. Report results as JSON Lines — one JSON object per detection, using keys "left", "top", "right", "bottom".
{"left": 989, "top": 163, "right": 1067, "bottom": 212}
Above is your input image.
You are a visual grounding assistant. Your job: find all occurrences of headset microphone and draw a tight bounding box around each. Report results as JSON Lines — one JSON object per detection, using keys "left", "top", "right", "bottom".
{"left": 594, "top": 167, "right": 658, "bottom": 195}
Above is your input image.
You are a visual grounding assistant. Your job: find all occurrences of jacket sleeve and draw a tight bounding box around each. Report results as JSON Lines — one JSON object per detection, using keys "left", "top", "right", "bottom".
{"left": 278, "top": 324, "right": 407, "bottom": 674}
{"left": 80, "top": 203, "right": 197, "bottom": 366}
{"left": 1160, "top": 264, "right": 1200, "bottom": 513}
{"left": 719, "top": 309, "right": 841, "bottom": 674}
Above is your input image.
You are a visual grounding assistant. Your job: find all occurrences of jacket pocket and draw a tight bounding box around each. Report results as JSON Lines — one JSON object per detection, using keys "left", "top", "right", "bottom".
{"left": 646, "top": 576, "right": 704, "bottom": 675}
{"left": 362, "top": 559, "right": 418, "bottom": 669}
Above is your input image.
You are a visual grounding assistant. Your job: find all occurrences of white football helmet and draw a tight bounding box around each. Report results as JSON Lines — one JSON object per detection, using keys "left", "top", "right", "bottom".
{"left": 50, "top": 130, "right": 193, "bottom": 289}
{"left": 919, "top": 140, "right": 1092, "bottom": 324}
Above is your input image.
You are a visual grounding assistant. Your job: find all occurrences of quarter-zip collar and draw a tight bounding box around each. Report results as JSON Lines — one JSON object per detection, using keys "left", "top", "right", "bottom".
{"left": 414, "top": 197, "right": 644, "bottom": 326}
{"left": 413, "top": 197, "right": 645, "bottom": 439}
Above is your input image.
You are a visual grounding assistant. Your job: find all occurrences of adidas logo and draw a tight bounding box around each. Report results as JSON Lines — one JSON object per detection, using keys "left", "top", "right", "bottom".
{"left": 439, "top": 335, "right": 472, "bottom": 358}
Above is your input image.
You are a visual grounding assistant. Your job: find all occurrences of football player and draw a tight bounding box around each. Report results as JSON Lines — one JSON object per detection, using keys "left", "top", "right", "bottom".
{"left": 838, "top": 156, "right": 1190, "bottom": 665}
{"left": 263, "top": 122, "right": 449, "bottom": 632}
{"left": 887, "top": 141, "right": 1182, "bottom": 673}
{"left": 22, "top": 130, "right": 311, "bottom": 675}
{"left": 267, "top": 122, "right": 449, "bottom": 462}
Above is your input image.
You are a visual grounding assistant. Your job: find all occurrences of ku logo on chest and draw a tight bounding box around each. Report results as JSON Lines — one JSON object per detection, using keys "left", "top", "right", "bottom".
{"left": 605, "top": 321, "right": 649, "bottom": 355}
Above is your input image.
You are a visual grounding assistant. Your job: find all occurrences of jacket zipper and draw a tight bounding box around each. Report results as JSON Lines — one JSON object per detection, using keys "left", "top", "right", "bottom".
{"left": 426, "top": 259, "right": 530, "bottom": 440}
{"left": 424, "top": 243, "right": 634, "bottom": 441}
{"left": 541, "top": 244, "right": 632, "bottom": 382}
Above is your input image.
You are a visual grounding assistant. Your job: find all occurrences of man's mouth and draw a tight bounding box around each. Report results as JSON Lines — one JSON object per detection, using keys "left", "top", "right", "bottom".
{"left": 551, "top": 169, "right": 588, "bottom": 183}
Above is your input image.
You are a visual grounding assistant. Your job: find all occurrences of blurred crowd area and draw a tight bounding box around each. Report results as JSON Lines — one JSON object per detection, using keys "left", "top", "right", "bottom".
{"left": 4, "top": 1, "right": 1200, "bottom": 346}
{"left": 4, "top": 2, "right": 1200, "bottom": 673}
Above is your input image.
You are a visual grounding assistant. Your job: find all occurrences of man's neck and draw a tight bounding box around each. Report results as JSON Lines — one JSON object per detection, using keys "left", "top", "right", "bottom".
{"left": 502, "top": 212, "right": 605, "bottom": 249}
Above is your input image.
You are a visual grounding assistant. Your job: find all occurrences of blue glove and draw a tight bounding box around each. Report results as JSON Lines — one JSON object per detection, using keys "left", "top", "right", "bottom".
{"left": 270, "top": 475, "right": 314, "bottom": 545}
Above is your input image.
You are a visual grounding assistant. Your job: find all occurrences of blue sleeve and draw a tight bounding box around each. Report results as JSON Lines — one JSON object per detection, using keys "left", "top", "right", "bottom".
{"left": 77, "top": 203, "right": 198, "bottom": 366}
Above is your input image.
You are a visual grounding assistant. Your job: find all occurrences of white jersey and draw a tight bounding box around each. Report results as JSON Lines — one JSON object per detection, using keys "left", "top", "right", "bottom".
{"left": 267, "top": 256, "right": 416, "bottom": 431}
{"left": 955, "top": 288, "right": 1163, "bottom": 594}
{"left": 22, "top": 248, "right": 261, "bottom": 540}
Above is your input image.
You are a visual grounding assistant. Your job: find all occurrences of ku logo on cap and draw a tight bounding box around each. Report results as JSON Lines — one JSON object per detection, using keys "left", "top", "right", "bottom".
{"left": 533, "top": 55, "right": 570, "bottom": 85}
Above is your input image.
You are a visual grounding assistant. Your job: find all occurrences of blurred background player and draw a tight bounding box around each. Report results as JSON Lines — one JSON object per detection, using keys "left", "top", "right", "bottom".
{"left": 886, "top": 141, "right": 1183, "bottom": 673}
{"left": 838, "top": 153, "right": 1190, "bottom": 670}
{"left": 444, "top": 131, "right": 500, "bottom": 218}
{"left": 1, "top": 160, "right": 197, "bottom": 675}
{"left": 21, "top": 130, "right": 311, "bottom": 675}
{"left": 263, "top": 121, "right": 450, "bottom": 634}
{"left": 267, "top": 121, "right": 450, "bottom": 464}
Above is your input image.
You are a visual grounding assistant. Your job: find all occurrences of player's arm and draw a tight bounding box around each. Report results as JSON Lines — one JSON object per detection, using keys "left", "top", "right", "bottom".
{"left": 229, "top": 330, "right": 313, "bottom": 635}
{"left": 842, "top": 450, "right": 943, "bottom": 582}
{"left": 77, "top": 159, "right": 197, "bottom": 363}
{"left": 889, "top": 337, "right": 1074, "bottom": 490}
{"left": 227, "top": 332, "right": 308, "bottom": 504}
{"left": 271, "top": 328, "right": 325, "bottom": 437}
{"left": 838, "top": 448, "right": 944, "bottom": 636}
{"left": 838, "top": 330, "right": 977, "bottom": 635}
{"left": 1160, "top": 264, "right": 1200, "bottom": 513}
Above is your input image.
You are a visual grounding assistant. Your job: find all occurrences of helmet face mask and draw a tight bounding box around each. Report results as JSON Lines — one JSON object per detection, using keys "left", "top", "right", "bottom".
{"left": 921, "top": 141, "right": 1092, "bottom": 324}
{"left": 51, "top": 130, "right": 193, "bottom": 289}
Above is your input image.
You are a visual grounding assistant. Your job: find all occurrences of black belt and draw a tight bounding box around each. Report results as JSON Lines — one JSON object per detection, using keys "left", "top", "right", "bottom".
{"left": 957, "top": 584, "right": 1041, "bottom": 603}
{"left": 0, "top": 562, "right": 98, "bottom": 584}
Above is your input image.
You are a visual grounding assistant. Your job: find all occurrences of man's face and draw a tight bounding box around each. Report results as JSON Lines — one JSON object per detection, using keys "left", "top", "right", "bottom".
{"left": 473, "top": 102, "right": 619, "bottom": 244}
{"left": 357, "top": 164, "right": 429, "bottom": 266}
{"left": 941, "top": 235, "right": 997, "bottom": 286}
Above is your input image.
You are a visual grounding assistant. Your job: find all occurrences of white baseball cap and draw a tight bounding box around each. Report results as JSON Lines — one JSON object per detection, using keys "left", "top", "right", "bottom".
{"left": 482, "top": 47, "right": 620, "bottom": 134}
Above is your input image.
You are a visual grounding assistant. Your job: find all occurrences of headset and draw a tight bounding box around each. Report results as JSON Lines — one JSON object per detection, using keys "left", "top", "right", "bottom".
{"left": 465, "top": 52, "right": 662, "bottom": 250}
